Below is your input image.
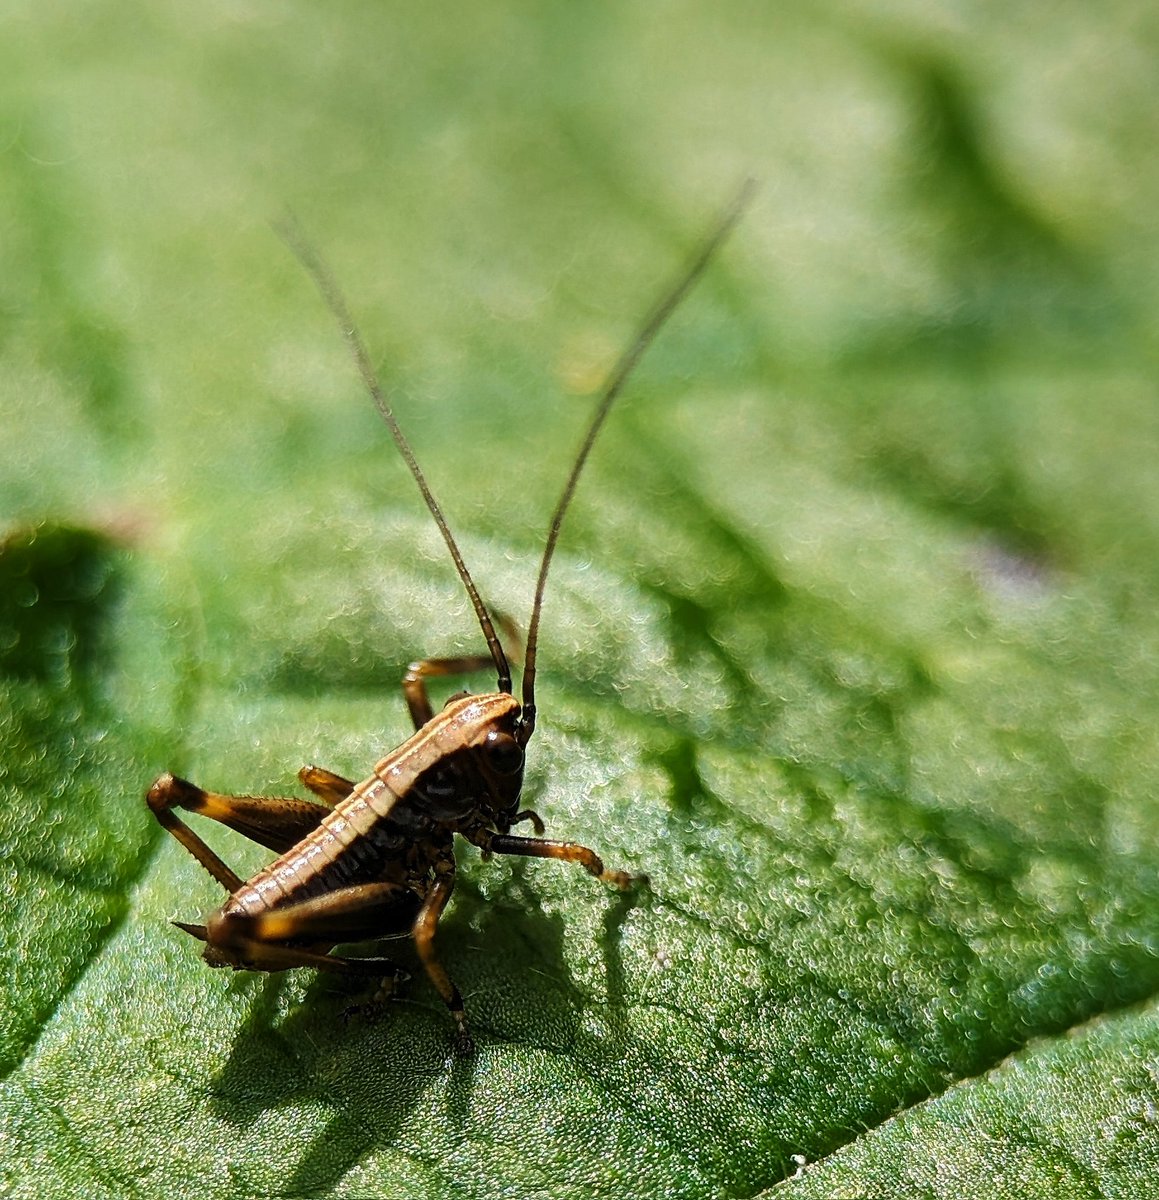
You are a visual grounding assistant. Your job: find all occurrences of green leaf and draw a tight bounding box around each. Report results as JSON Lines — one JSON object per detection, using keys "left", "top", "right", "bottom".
{"left": 4, "top": 5, "right": 1159, "bottom": 1198}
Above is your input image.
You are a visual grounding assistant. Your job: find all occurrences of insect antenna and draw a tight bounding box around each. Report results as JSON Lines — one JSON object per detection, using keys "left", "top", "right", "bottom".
{"left": 275, "top": 215, "right": 513, "bottom": 694}
{"left": 517, "top": 181, "right": 755, "bottom": 745}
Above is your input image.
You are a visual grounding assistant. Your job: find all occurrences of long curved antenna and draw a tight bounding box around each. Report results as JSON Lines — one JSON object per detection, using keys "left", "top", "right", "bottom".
{"left": 276, "top": 215, "right": 512, "bottom": 694}
{"left": 518, "top": 180, "right": 756, "bottom": 744}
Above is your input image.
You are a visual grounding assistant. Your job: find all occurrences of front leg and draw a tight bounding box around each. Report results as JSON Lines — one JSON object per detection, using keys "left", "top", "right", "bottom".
{"left": 502, "top": 809, "right": 546, "bottom": 836}
{"left": 471, "top": 829, "right": 646, "bottom": 890}
{"left": 479, "top": 808, "right": 545, "bottom": 862}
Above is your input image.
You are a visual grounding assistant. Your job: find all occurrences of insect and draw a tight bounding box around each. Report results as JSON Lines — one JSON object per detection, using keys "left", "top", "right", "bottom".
{"left": 146, "top": 183, "right": 752, "bottom": 1052}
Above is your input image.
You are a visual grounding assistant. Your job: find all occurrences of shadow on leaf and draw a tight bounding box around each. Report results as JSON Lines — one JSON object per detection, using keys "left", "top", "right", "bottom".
{"left": 204, "top": 859, "right": 646, "bottom": 1195}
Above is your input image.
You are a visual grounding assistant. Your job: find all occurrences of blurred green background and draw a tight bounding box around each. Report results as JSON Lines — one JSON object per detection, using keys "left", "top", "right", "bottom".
{"left": 3, "top": 3, "right": 1159, "bottom": 1198}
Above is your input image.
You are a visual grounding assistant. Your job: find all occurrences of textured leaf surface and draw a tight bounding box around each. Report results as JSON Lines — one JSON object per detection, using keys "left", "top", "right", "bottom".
{"left": 3, "top": 4, "right": 1159, "bottom": 1198}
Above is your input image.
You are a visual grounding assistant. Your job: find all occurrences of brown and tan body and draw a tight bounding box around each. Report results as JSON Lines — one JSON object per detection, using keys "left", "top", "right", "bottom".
{"left": 226, "top": 693, "right": 524, "bottom": 924}
{"left": 147, "top": 184, "right": 749, "bottom": 1051}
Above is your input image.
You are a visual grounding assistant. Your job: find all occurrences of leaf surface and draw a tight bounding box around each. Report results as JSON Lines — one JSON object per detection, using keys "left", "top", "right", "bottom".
{"left": 3, "top": 4, "right": 1159, "bottom": 1197}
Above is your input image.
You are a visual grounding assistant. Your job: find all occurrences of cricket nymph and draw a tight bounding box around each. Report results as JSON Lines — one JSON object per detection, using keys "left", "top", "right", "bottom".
{"left": 147, "top": 183, "right": 752, "bottom": 1051}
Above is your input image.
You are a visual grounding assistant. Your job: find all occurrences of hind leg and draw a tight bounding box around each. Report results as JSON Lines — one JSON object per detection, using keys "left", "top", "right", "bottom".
{"left": 146, "top": 772, "right": 333, "bottom": 890}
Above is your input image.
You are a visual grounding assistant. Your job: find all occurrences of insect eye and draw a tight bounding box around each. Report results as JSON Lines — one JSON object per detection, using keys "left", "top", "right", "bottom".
{"left": 483, "top": 730, "right": 524, "bottom": 775}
